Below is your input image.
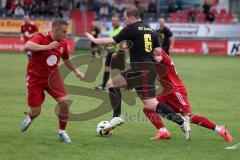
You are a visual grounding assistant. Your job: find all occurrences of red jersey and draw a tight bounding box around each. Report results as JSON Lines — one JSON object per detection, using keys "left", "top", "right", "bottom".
{"left": 27, "top": 32, "right": 69, "bottom": 78}
{"left": 156, "top": 50, "right": 185, "bottom": 94}
{"left": 21, "top": 22, "right": 38, "bottom": 43}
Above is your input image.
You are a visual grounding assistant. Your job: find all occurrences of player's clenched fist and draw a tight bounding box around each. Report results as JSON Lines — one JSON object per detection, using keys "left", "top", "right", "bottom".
{"left": 48, "top": 41, "right": 59, "bottom": 50}
{"left": 76, "top": 71, "right": 85, "bottom": 81}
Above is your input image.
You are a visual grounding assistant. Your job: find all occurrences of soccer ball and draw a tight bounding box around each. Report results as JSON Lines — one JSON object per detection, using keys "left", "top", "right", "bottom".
{"left": 96, "top": 121, "right": 113, "bottom": 136}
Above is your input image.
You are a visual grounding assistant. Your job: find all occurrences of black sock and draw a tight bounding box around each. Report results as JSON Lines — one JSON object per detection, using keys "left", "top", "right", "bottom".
{"left": 102, "top": 71, "right": 110, "bottom": 88}
{"left": 92, "top": 51, "right": 95, "bottom": 57}
{"left": 109, "top": 87, "right": 121, "bottom": 117}
{"left": 156, "top": 102, "right": 184, "bottom": 125}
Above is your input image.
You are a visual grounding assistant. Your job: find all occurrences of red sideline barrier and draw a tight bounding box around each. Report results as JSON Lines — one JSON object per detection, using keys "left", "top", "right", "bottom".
{"left": 171, "top": 40, "right": 227, "bottom": 55}
{"left": 0, "top": 37, "right": 75, "bottom": 53}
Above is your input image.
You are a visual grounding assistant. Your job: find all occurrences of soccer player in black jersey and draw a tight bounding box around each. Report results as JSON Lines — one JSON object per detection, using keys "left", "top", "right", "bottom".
{"left": 156, "top": 18, "right": 174, "bottom": 55}
{"left": 85, "top": 8, "right": 190, "bottom": 140}
{"left": 90, "top": 21, "right": 101, "bottom": 59}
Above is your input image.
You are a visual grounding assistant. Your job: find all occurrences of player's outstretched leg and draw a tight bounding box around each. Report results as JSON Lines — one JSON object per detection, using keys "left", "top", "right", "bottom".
{"left": 143, "top": 108, "right": 171, "bottom": 140}
{"left": 106, "top": 87, "right": 124, "bottom": 131}
{"left": 191, "top": 114, "right": 233, "bottom": 142}
{"left": 21, "top": 106, "right": 41, "bottom": 132}
{"left": 103, "top": 75, "right": 127, "bottom": 132}
{"left": 156, "top": 103, "right": 190, "bottom": 140}
{"left": 144, "top": 100, "right": 190, "bottom": 141}
{"left": 57, "top": 99, "right": 71, "bottom": 143}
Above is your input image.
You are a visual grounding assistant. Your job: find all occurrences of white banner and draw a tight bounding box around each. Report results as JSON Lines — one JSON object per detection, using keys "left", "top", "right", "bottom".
{"left": 149, "top": 23, "right": 240, "bottom": 38}
{"left": 228, "top": 41, "right": 240, "bottom": 56}
{"left": 98, "top": 21, "right": 240, "bottom": 38}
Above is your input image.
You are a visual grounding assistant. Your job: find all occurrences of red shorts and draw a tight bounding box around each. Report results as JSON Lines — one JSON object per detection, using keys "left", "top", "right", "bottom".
{"left": 156, "top": 90, "right": 192, "bottom": 114}
{"left": 26, "top": 73, "right": 67, "bottom": 107}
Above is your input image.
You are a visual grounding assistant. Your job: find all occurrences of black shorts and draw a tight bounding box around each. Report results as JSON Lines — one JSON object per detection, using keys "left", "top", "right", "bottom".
{"left": 91, "top": 42, "right": 99, "bottom": 48}
{"left": 121, "top": 63, "right": 157, "bottom": 100}
{"left": 105, "top": 51, "right": 125, "bottom": 70}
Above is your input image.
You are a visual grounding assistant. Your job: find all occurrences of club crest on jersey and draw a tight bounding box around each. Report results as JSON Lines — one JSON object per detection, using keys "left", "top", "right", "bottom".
{"left": 42, "top": 32, "right": 49, "bottom": 36}
{"left": 46, "top": 55, "right": 57, "bottom": 66}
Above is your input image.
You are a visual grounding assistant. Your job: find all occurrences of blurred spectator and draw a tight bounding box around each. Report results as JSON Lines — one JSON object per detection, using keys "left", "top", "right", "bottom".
{"left": 92, "top": 0, "right": 102, "bottom": 14}
{"left": 148, "top": 0, "right": 156, "bottom": 13}
{"left": 52, "top": 7, "right": 63, "bottom": 18}
{"left": 14, "top": 3, "right": 25, "bottom": 17}
{"left": 134, "top": 0, "right": 143, "bottom": 19}
{"left": 168, "top": 0, "right": 177, "bottom": 13}
{"left": 23, "top": 0, "right": 33, "bottom": 8}
{"left": 0, "top": 8, "right": 7, "bottom": 18}
{"left": 29, "top": 0, "right": 38, "bottom": 16}
{"left": 176, "top": 0, "right": 183, "bottom": 11}
{"left": 205, "top": 12, "right": 215, "bottom": 23}
{"left": 6, "top": 0, "right": 16, "bottom": 16}
{"left": 76, "top": 0, "right": 89, "bottom": 11}
{"left": 61, "top": 0, "right": 73, "bottom": 10}
{"left": 38, "top": 1, "right": 49, "bottom": 17}
{"left": 202, "top": 0, "right": 211, "bottom": 14}
{"left": 188, "top": 8, "right": 197, "bottom": 23}
{"left": 99, "top": 0, "right": 110, "bottom": 18}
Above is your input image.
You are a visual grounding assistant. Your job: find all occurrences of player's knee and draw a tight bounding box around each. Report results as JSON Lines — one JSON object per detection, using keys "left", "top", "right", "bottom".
{"left": 57, "top": 97, "right": 70, "bottom": 109}
{"left": 143, "top": 98, "right": 158, "bottom": 110}
{"left": 106, "top": 79, "right": 114, "bottom": 89}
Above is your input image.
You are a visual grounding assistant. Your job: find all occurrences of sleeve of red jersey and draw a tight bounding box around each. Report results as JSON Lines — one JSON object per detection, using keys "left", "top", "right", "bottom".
{"left": 61, "top": 42, "right": 69, "bottom": 60}
{"left": 30, "top": 34, "right": 43, "bottom": 44}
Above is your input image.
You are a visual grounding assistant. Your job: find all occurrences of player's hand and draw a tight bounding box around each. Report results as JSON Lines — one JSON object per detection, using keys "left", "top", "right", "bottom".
{"left": 48, "top": 41, "right": 59, "bottom": 50}
{"left": 76, "top": 71, "right": 85, "bottom": 81}
{"left": 84, "top": 32, "right": 96, "bottom": 42}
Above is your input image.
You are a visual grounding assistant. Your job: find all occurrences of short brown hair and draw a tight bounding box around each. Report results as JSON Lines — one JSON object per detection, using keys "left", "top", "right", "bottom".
{"left": 52, "top": 19, "right": 68, "bottom": 29}
{"left": 126, "top": 8, "right": 141, "bottom": 19}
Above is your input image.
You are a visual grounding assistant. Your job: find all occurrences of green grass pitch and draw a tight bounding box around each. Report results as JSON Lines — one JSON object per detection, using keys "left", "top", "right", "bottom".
{"left": 0, "top": 51, "right": 239, "bottom": 160}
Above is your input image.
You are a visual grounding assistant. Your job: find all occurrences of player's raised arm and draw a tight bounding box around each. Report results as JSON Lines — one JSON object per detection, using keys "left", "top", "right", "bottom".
{"left": 24, "top": 41, "right": 59, "bottom": 52}
{"left": 84, "top": 32, "right": 116, "bottom": 45}
{"left": 63, "top": 59, "right": 85, "bottom": 81}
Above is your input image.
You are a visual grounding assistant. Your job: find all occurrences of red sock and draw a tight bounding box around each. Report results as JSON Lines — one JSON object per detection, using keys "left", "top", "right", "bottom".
{"left": 58, "top": 112, "right": 68, "bottom": 130}
{"left": 143, "top": 108, "right": 164, "bottom": 130}
{"left": 191, "top": 114, "right": 216, "bottom": 130}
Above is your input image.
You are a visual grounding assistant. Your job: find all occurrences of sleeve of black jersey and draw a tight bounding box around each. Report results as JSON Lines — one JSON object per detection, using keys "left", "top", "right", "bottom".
{"left": 113, "top": 26, "right": 131, "bottom": 43}
{"left": 153, "top": 32, "right": 160, "bottom": 48}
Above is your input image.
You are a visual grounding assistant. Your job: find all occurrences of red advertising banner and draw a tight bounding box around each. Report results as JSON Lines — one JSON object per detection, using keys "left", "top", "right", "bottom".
{"left": 202, "top": 40, "right": 227, "bottom": 55}
{"left": 171, "top": 40, "right": 202, "bottom": 54}
{"left": 0, "top": 37, "right": 74, "bottom": 53}
{"left": 171, "top": 40, "right": 227, "bottom": 55}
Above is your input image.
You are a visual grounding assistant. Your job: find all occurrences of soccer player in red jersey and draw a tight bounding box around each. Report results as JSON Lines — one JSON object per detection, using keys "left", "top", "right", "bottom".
{"left": 143, "top": 50, "right": 233, "bottom": 142}
{"left": 20, "top": 19, "right": 85, "bottom": 143}
{"left": 20, "top": 15, "right": 38, "bottom": 57}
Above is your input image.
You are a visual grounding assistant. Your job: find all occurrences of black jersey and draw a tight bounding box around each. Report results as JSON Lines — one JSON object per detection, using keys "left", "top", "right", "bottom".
{"left": 156, "top": 26, "right": 173, "bottom": 48}
{"left": 91, "top": 27, "right": 100, "bottom": 38}
{"left": 113, "top": 21, "right": 160, "bottom": 63}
